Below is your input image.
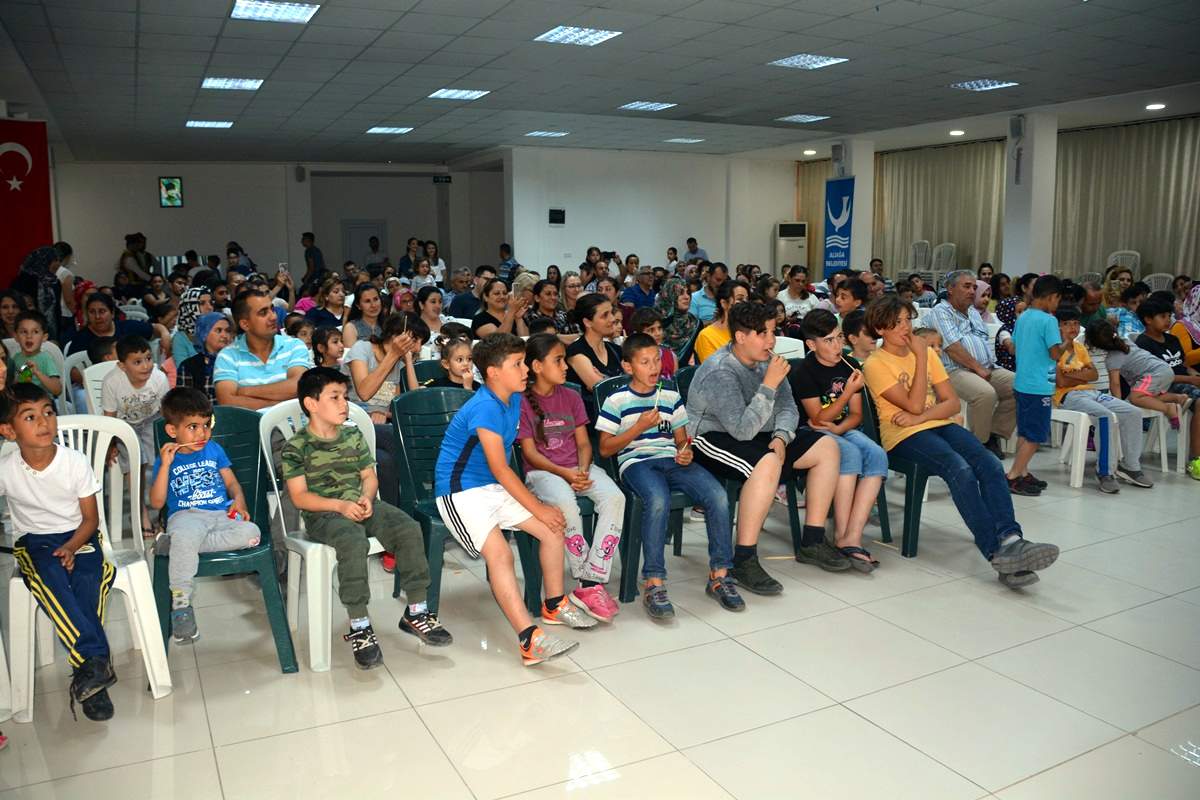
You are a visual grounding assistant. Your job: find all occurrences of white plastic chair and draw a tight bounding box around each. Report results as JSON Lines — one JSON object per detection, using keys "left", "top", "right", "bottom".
{"left": 62, "top": 350, "right": 92, "bottom": 414}
{"left": 1143, "top": 272, "right": 1174, "bottom": 293}
{"left": 773, "top": 336, "right": 805, "bottom": 359}
{"left": 932, "top": 242, "right": 957, "bottom": 274}
{"left": 1105, "top": 250, "right": 1141, "bottom": 275}
{"left": 82, "top": 361, "right": 119, "bottom": 415}
{"left": 7, "top": 415, "right": 171, "bottom": 723}
{"left": 910, "top": 240, "right": 931, "bottom": 271}
{"left": 0, "top": 621, "right": 10, "bottom": 723}
{"left": 80, "top": 361, "right": 138, "bottom": 544}
{"left": 258, "top": 400, "right": 383, "bottom": 672}
{"left": 1136, "top": 408, "right": 1170, "bottom": 473}
{"left": 1177, "top": 404, "right": 1194, "bottom": 474}
{"left": 1051, "top": 408, "right": 1092, "bottom": 489}
{"left": 1077, "top": 271, "right": 1102, "bottom": 286}
{"left": 119, "top": 304, "right": 149, "bottom": 321}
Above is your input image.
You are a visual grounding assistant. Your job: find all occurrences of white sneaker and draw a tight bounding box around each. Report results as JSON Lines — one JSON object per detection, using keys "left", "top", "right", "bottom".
{"left": 542, "top": 596, "right": 598, "bottom": 629}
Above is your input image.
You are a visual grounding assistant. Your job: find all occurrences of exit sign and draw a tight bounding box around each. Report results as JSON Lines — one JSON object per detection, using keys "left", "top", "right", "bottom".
{"left": 432, "top": 175, "right": 452, "bottom": 184}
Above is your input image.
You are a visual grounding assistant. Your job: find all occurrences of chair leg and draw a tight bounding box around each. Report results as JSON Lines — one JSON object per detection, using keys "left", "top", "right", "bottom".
{"left": 618, "top": 498, "right": 643, "bottom": 604}
{"left": 785, "top": 481, "right": 803, "bottom": 553}
{"left": 1067, "top": 419, "right": 1087, "bottom": 489}
{"left": 305, "top": 546, "right": 334, "bottom": 673}
{"left": 35, "top": 611, "right": 57, "bottom": 667}
{"left": 8, "top": 577, "right": 36, "bottom": 723}
{"left": 153, "top": 554, "right": 173, "bottom": 647}
{"left": 286, "top": 549, "right": 303, "bottom": 633}
{"left": 116, "top": 562, "right": 173, "bottom": 699}
{"left": 425, "top": 524, "right": 446, "bottom": 616}
{"left": 669, "top": 507, "right": 685, "bottom": 556}
{"left": 875, "top": 484, "right": 893, "bottom": 544}
{"left": 902, "top": 471, "right": 928, "bottom": 558}
{"left": 256, "top": 554, "right": 299, "bottom": 674}
{"left": 514, "top": 532, "right": 543, "bottom": 618}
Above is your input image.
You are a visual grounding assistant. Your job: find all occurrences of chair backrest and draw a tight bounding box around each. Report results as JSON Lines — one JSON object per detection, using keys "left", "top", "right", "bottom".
{"left": 910, "top": 240, "right": 931, "bottom": 271}
{"left": 1143, "top": 272, "right": 1174, "bottom": 293}
{"left": 56, "top": 414, "right": 142, "bottom": 554}
{"left": 1077, "top": 271, "right": 1102, "bottom": 286}
{"left": 120, "top": 305, "right": 149, "bottom": 321}
{"left": 257, "top": 399, "right": 377, "bottom": 531}
{"left": 859, "top": 390, "right": 884, "bottom": 446}
{"left": 82, "top": 361, "right": 120, "bottom": 414}
{"left": 158, "top": 406, "right": 272, "bottom": 542}
{"left": 1105, "top": 250, "right": 1140, "bottom": 275}
{"left": 931, "top": 242, "right": 957, "bottom": 272}
{"left": 402, "top": 358, "right": 449, "bottom": 392}
{"left": 674, "top": 365, "right": 697, "bottom": 402}
{"left": 61, "top": 350, "right": 92, "bottom": 415}
{"left": 389, "top": 387, "right": 473, "bottom": 506}
{"left": 773, "top": 336, "right": 805, "bottom": 360}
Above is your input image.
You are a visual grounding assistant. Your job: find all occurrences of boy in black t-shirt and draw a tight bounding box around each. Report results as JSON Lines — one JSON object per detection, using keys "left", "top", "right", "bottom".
{"left": 789, "top": 310, "right": 888, "bottom": 571}
{"left": 1136, "top": 298, "right": 1200, "bottom": 479}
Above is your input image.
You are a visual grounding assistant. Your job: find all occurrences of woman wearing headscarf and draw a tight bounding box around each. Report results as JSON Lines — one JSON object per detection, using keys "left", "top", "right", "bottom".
{"left": 655, "top": 276, "right": 699, "bottom": 356}
{"left": 177, "top": 312, "right": 233, "bottom": 401}
{"left": 1170, "top": 284, "right": 1200, "bottom": 370}
{"left": 974, "top": 280, "right": 995, "bottom": 323}
{"left": 11, "top": 246, "right": 61, "bottom": 341}
{"left": 171, "top": 286, "right": 213, "bottom": 365}
{"left": 994, "top": 292, "right": 1019, "bottom": 372}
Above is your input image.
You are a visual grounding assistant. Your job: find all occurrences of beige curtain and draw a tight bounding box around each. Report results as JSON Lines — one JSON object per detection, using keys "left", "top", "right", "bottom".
{"left": 1054, "top": 116, "right": 1200, "bottom": 276}
{"left": 872, "top": 140, "right": 1006, "bottom": 278}
{"left": 796, "top": 159, "right": 834, "bottom": 270}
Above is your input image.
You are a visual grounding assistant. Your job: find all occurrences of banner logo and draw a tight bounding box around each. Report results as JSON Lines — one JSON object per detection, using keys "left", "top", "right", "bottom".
{"left": 822, "top": 176, "right": 855, "bottom": 277}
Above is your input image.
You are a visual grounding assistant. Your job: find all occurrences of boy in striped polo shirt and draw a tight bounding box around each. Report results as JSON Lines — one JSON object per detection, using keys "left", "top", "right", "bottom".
{"left": 596, "top": 333, "right": 739, "bottom": 620}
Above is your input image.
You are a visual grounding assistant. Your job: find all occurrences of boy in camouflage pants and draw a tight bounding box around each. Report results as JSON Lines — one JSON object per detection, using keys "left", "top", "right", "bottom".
{"left": 281, "top": 367, "right": 453, "bottom": 669}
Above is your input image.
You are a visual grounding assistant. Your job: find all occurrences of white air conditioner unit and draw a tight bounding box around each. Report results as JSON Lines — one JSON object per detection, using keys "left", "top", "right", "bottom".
{"left": 774, "top": 221, "right": 807, "bottom": 276}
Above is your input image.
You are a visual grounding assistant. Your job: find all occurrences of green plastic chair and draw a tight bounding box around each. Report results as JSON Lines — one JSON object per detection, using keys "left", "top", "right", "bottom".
{"left": 402, "top": 359, "right": 448, "bottom": 391}
{"left": 862, "top": 391, "right": 922, "bottom": 556}
{"left": 389, "top": 388, "right": 545, "bottom": 616}
{"left": 593, "top": 375, "right": 689, "bottom": 603}
{"left": 152, "top": 407, "right": 298, "bottom": 673}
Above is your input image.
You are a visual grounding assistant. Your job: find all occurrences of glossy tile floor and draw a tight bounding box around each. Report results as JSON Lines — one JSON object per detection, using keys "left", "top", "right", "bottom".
{"left": 2, "top": 449, "right": 1199, "bottom": 799}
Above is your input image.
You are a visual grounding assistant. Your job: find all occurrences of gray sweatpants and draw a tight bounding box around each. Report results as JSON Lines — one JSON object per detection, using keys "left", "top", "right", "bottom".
{"left": 1059, "top": 389, "right": 1144, "bottom": 473}
{"left": 160, "top": 509, "right": 262, "bottom": 602}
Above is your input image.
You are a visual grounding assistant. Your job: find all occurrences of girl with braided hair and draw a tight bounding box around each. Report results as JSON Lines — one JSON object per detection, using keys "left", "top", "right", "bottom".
{"left": 518, "top": 333, "right": 625, "bottom": 623}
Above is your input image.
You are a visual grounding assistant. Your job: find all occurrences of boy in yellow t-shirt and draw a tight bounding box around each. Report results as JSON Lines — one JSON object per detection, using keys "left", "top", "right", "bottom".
{"left": 1053, "top": 306, "right": 1141, "bottom": 494}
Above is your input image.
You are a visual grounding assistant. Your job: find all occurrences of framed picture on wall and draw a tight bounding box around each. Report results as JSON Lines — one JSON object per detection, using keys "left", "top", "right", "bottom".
{"left": 159, "top": 176, "right": 183, "bottom": 208}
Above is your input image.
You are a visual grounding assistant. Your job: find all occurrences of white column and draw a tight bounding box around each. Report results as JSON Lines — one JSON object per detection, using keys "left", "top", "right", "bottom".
{"left": 1001, "top": 112, "right": 1058, "bottom": 275}
{"left": 844, "top": 138, "right": 875, "bottom": 270}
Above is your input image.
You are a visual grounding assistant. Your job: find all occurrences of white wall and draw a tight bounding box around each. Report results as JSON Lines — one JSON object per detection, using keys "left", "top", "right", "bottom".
{"left": 509, "top": 146, "right": 796, "bottom": 272}
{"left": 309, "top": 174, "right": 440, "bottom": 268}
{"left": 53, "top": 162, "right": 291, "bottom": 283}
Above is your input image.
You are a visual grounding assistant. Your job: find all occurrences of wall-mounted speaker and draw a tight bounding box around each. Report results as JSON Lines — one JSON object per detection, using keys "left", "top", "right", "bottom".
{"left": 1009, "top": 115, "right": 1025, "bottom": 140}
{"left": 295, "top": 165, "right": 306, "bottom": 183}
{"left": 830, "top": 141, "right": 846, "bottom": 177}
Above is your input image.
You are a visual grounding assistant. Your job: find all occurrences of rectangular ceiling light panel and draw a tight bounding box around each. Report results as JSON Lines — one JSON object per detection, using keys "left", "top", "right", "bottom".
{"left": 367, "top": 126, "right": 413, "bottom": 134}
{"left": 950, "top": 79, "right": 1019, "bottom": 91}
{"left": 231, "top": 1, "right": 320, "bottom": 24}
{"left": 186, "top": 120, "right": 234, "bottom": 128}
{"left": 429, "top": 88, "right": 490, "bottom": 100}
{"left": 619, "top": 101, "right": 676, "bottom": 111}
{"left": 534, "top": 26, "right": 622, "bottom": 46}
{"left": 202, "top": 77, "right": 263, "bottom": 90}
{"left": 768, "top": 53, "right": 848, "bottom": 70}
{"left": 776, "top": 114, "right": 829, "bottom": 123}
{"left": 526, "top": 131, "right": 569, "bottom": 137}
{"left": 665, "top": 138, "right": 704, "bottom": 143}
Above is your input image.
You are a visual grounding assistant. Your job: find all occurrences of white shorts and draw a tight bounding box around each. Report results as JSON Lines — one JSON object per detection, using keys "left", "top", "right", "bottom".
{"left": 436, "top": 483, "right": 533, "bottom": 559}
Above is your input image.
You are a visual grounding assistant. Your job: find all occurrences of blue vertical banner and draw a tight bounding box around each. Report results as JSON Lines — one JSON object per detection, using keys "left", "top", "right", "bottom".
{"left": 823, "top": 176, "right": 854, "bottom": 278}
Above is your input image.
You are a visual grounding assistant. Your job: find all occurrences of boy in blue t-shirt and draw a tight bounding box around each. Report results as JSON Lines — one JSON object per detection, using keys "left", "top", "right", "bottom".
{"left": 149, "top": 388, "right": 261, "bottom": 643}
{"left": 1008, "top": 275, "right": 1066, "bottom": 496}
{"left": 434, "top": 333, "right": 596, "bottom": 667}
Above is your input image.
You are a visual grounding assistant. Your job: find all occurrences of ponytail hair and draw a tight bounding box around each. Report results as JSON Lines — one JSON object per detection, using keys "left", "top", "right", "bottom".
{"left": 1084, "top": 318, "right": 1128, "bottom": 354}
{"left": 522, "top": 333, "right": 566, "bottom": 445}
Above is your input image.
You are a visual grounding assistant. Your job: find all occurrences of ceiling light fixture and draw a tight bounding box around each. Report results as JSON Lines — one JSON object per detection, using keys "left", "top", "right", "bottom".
{"left": 533, "top": 26, "right": 622, "bottom": 46}
{"left": 776, "top": 114, "right": 830, "bottom": 124}
{"left": 768, "top": 53, "right": 849, "bottom": 70}
{"left": 1145, "top": 102, "right": 1165, "bottom": 110}
{"left": 186, "top": 120, "right": 233, "bottom": 128}
{"left": 949, "top": 129, "right": 965, "bottom": 136}
{"left": 526, "top": 131, "right": 569, "bottom": 137}
{"left": 664, "top": 138, "right": 704, "bottom": 144}
{"left": 950, "top": 79, "right": 1019, "bottom": 91}
{"left": 230, "top": 1, "right": 320, "bottom": 24}
{"left": 803, "top": 149, "right": 817, "bottom": 156}
{"left": 428, "top": 88, "right": 490, "bottom": 100}
{"left": 619, "top": 101, "right": 677, "bottom": 112}
{"left": 367, "top": 126, "right": 413, "bottom": 134}
{"left": 201, "top": 77, "right": 263, "bottom": 91}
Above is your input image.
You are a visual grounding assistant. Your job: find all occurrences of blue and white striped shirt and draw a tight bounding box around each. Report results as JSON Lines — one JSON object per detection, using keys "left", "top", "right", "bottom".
{"left": 930, "top": 301, "right": 993, "bottom": 373}
{"left": 213, "top": 334, "right": 312, "bottom": 388}
{"left": 595, "top": 385, "right": 688, "bottom": 476}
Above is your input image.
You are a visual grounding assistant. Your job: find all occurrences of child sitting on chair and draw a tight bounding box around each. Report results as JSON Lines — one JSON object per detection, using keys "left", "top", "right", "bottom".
{"left": 11, "top": 311, "right": 62, "bottom": 397}
{"left": 283, "top": 367, "right": 451, "bottom": 670}
{"left": 0, "top": 384, "right": 116, "bottom": 721}
{"left": 148, "top": 388, "right": 262, "bottom": 643}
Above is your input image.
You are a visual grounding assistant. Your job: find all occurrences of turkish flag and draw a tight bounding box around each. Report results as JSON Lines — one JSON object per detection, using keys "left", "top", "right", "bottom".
{"left": 0, "top": 120, "right": 53, "bottom": 287}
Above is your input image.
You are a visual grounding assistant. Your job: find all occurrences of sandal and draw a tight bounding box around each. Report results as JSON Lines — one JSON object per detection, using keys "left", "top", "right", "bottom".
{"left": 837, "top": 546, "right": 879, "bottom": 573}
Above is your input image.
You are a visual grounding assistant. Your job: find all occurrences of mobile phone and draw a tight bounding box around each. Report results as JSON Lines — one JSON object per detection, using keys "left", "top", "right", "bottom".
{"left": 277, "top": 262, "right": 288, "bottom": 274}
{"left": 601, "top": 250, "right": 616, "bottom": 260}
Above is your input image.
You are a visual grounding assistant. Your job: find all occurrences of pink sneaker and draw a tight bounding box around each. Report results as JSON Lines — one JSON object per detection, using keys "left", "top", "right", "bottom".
{"left": 598, "top": 585, "right": 621, "bottom": 617}
{"left": 570, "top": 585, "right": 614, "bottom": 623}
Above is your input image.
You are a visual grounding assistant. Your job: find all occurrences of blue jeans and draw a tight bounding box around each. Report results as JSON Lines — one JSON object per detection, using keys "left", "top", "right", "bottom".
{"left": 621, "top": 457, "right": 733, "bottom": 580}
{"left": 889, "top": 424, "right": 1021, "bottom": 559}
{"left": 828, "top": 429, "right": 889, "bottom": 478}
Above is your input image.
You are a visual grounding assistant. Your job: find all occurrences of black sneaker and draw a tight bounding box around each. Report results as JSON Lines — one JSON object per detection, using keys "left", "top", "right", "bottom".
{"left": 705, "top": 575, "right": 746, "bottom": 612}
{"left": 78, "top": 688, "right": 114, "bottom": 721}
{"left": 70, "top": 657, "right": 117, "bottom": 704}
{"left": 795, "top": 541, "right": 851, "bottom": 572}
{"left": 1114, "top": 467, "right": 1154, "bottom": 488}
{"left": 400, "top": 611, "right": 453, "bottom": 647}
{"left": 984, "top": 436, "right": 1006, "bottom": 460}
{"left": 730, "top": 556, "right": 783, "bottom": 595}
{"left": 643, "top": 583, "right": 675, "bottom": 620}
{"left": 1008, "top": 475, "right": 1041, "bottom": 496}
{"left": 1025, "top": 472, "right": 1048, "bottom": 490}
{"left": 344, "top": 626, "right": 383, "bottom": 670}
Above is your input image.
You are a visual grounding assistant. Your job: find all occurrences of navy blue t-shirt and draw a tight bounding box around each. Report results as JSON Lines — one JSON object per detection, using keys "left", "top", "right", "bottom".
{"left": 434, "top": 385, "right": 520, "bottom": 496}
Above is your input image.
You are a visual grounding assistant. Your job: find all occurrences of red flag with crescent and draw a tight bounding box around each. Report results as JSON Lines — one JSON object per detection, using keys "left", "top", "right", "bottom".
{"left": 0, "top": 120, "right": 53, "bottom": 286}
